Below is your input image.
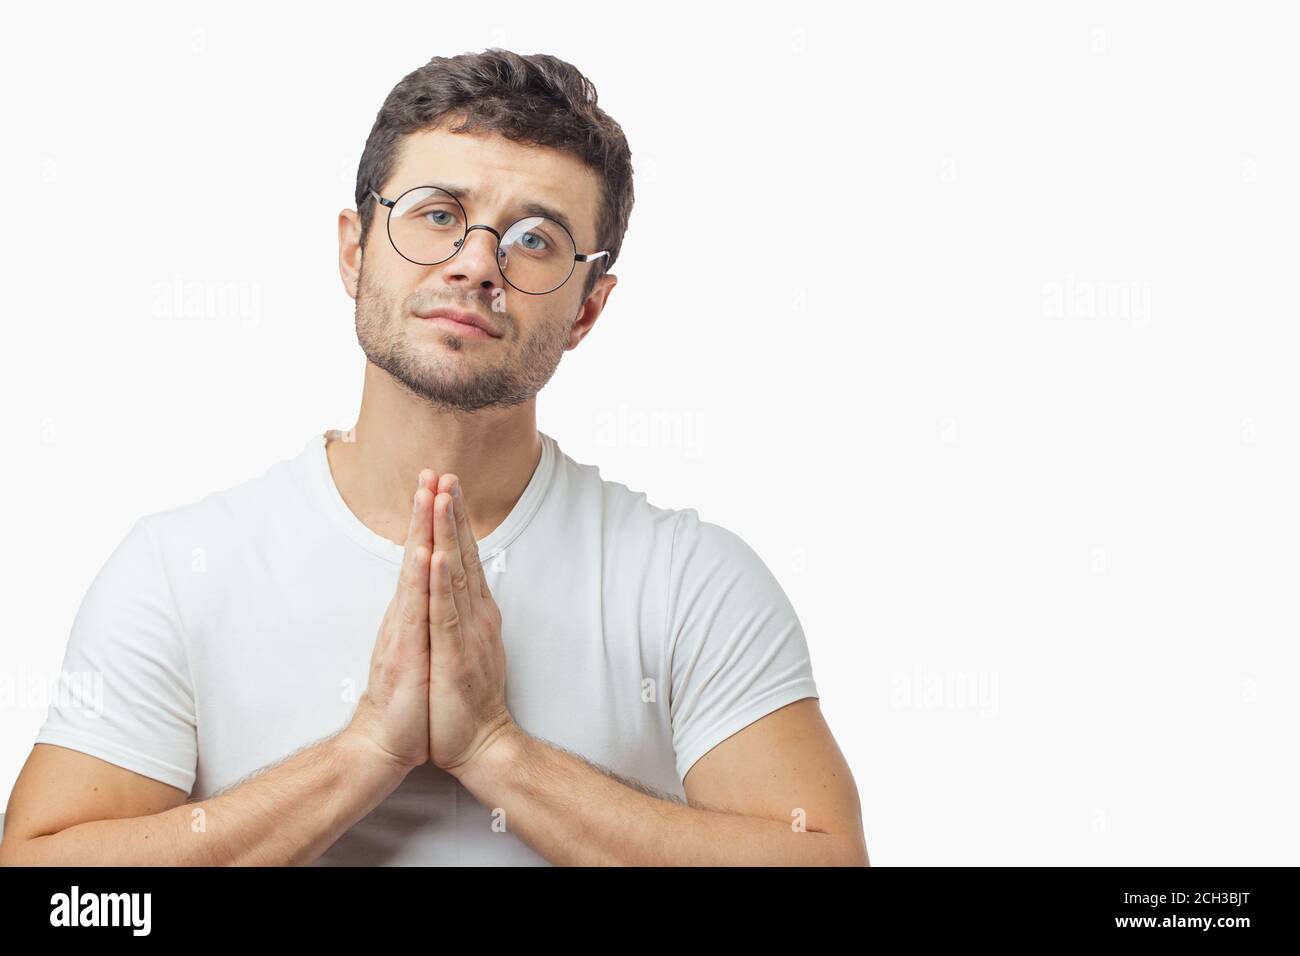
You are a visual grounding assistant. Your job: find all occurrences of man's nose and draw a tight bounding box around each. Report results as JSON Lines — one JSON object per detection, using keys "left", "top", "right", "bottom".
{"left": 441, "top": 226, "right": 504, "bottom": 288}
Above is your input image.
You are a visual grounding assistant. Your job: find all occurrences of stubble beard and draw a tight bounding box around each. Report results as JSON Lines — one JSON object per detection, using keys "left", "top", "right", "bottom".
{"left": 353, "top": 258, "right": 573, "bottom": 413}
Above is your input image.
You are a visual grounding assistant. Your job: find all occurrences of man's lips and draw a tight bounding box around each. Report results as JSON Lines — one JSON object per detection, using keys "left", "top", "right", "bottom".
{"left": 413, "top": 308, "right": 503, "bottom": 338}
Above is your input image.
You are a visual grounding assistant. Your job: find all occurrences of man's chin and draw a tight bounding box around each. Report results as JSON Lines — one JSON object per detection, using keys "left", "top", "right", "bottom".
{"left": 383, "top": 363, "right": 528, "bottom": 412}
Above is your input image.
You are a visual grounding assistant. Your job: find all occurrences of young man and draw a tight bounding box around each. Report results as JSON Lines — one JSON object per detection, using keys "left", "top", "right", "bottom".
{"left": 1, "top": 50, "right": 868, "bottom": 866}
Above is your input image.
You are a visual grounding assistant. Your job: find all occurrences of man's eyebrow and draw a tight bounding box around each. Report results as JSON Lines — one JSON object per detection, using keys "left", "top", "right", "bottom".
{"left": 432, "top": 181, "right": 578, "bottom": 242}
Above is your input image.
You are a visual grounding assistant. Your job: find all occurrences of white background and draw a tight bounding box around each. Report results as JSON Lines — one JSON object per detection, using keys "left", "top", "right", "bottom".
{"left": 2, "top": 0, "right": 1296, "bottom": 864}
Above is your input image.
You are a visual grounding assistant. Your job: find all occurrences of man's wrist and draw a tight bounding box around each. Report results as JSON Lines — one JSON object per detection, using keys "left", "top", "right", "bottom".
{"left": 334, "top": 728, "right": 420, "bottom": 783}
{"left": 448, "top": 718, "right": 528, "bottom": 792}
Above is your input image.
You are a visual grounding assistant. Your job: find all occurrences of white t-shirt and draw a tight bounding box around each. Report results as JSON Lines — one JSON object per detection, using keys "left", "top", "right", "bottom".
{"left": 35, "top": 430, "right": 819, "bottom": 865}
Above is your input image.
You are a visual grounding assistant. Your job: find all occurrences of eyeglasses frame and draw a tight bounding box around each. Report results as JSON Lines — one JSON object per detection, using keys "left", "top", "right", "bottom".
{"left": 368, "top": 184, "right": 609, "bottom": 296}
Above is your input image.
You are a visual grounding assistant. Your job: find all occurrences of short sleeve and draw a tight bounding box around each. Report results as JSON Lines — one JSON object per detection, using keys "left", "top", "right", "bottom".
{"left": 34, "top": 517, "right": 198, "bottom": 794}
{"left": 666, "top": 509, "right": 819, "bottom": 784}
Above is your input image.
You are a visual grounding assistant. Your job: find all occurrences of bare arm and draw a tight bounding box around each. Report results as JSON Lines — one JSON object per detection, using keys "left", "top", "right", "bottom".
{"left": 421, "top": 475, "right": 867, "bottom": 866}
{"left": 2, "top": 467, "right": 445, "bottom": 867}
{"left": 451, "top": 698, "right": 869, "bottom": 866}
{"left": 0, "top": 732, "right": 409, "bottom": 867}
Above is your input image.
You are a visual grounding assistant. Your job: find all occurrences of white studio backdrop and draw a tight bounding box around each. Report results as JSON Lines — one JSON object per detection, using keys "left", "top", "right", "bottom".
{"left": 1, "top": 0, "right": 1296, "bottom": 865}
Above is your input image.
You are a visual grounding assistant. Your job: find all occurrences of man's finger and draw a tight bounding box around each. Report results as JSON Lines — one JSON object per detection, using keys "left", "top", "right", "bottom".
{"left": 429, "top": 547, "right": 464, "bottom": 655}
{"left": 441, "top": 475, "right": 484, "bottom": 615}
{"left": 433, "top": 490, "right": 473, "bottom": 625}
{"left": 397, "top": 470, "right": 435, "bottom": 633}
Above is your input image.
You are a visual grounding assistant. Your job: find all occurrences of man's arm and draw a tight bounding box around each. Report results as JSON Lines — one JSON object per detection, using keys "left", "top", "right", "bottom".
{"left": 451, "top": 698, "right": 868, "bottom": 866}
{"left": 427, "top": 476, "right": 867, "bottom": 866}
{"left": 3, "top": 466, "right": 446, "bottom": 867}
{"left": 0, "top": 732, "right": 409, "bottom": 867}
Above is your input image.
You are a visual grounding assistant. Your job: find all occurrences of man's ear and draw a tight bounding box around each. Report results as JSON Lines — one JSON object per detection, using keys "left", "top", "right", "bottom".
{"left": 338, "top": 208, "right": 363, "bottom": 299}
{"left": 567, "top": 273, "right": 617, "bottom": 349}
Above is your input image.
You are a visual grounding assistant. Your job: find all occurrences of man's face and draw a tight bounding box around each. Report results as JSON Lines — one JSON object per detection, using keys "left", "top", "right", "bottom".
{"left": 345, "top": 126, "right": 612, "bottom": 412}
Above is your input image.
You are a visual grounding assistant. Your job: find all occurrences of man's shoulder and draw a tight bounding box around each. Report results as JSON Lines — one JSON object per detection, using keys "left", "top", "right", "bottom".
{"left": 552, "top": 443, "right": 753, "bottom": 568}
{"left": 133, "top": 437, "right": 317, "bottom": 555}
{"left": 552, "top": 445, "right": 684, "bottom": 546}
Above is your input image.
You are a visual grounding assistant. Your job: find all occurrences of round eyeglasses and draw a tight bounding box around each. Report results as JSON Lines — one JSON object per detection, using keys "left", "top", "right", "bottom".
{"left": 369, "top": 185, "right": 609, "bottom": 295}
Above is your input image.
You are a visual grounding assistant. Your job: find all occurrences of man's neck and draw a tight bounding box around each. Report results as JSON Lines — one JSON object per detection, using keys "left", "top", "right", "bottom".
{"left": 325, "top": 363, "right": 543, "bottom": 547}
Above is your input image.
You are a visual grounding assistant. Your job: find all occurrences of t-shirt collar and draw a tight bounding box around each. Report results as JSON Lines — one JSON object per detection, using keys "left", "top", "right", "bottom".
{"left": 302, "top": 429, "right": 556, "bottom": 566}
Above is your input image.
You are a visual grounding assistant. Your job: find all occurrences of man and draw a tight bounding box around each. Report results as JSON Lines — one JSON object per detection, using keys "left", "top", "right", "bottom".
{"left": 0, "top": 50, "right": 868, "bottom": 866}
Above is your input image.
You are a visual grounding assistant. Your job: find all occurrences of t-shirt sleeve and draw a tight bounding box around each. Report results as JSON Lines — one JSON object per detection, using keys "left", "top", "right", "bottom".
{"left": 666, "top": 508, "right": 820, "bottom": 784}
{"left": 34, "top": 517, "right": 198, "bottom": 794}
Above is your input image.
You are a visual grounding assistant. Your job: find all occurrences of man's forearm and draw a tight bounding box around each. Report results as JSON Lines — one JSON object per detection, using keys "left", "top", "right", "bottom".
{"left": 4, "top": 731, "right": 409, "bottom": 866}
{"left": 452, "top": 725, "right": 865, "bottom": 866}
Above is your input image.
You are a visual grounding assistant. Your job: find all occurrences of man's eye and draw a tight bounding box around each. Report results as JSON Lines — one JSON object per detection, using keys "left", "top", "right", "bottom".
{"left": 421, "top": 209, "right": 456, "bottom": 226}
